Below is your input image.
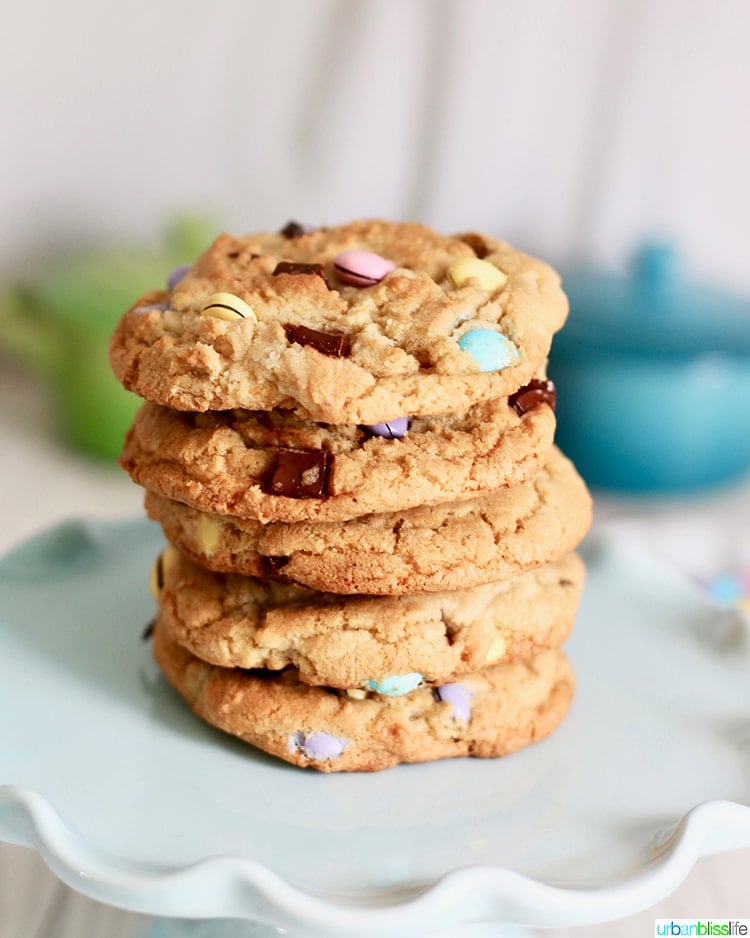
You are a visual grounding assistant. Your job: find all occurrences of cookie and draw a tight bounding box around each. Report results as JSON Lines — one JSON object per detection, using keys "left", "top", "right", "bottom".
{"left": 153, "top": 547, "right": 584, "bottom": 689}
{"left": 152, "top": 620, "right": 575, "bottom": 772}
{"left": 144, "top": 447, "right": 592, "bottom": 594}
{"left": 121, "top": 390, "right": 557, "bottom": 524}
{"left": 110, "top": 220, "right": 568, "bottom": 424}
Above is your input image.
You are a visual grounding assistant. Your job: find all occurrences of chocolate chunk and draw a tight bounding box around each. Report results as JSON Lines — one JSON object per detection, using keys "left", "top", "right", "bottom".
{"left": 262, "top": 556, "right": 292, "bottom": 579}
{"left": 155, "top": 554, "right": 165, "bottom": 589}
{"left": 280, "top": 221, "right": 309, "bottom": 238}
{"left": 273, "top": 260, "right": 330, "bottom": 288}
{"left": 264, "top": 449, "right": 332, "bottom": 498}
{"left": 283, "top": 323, "right": 350, "bottom": 358}
{"left": 141, "top": 618, "right": 155, "bottom": 641}
{"left": 509, "top": 379, "right": 557, "bottom": 416}
{"left": 459, "top": 233, "right": 489, "bottom": 259}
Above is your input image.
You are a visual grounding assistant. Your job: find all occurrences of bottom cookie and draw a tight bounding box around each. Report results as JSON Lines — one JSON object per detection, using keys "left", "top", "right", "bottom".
{"left": 152, "top": 622, "right": 575, "bottom": 772}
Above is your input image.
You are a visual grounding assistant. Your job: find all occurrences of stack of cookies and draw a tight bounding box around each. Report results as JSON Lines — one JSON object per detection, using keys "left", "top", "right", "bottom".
{"left": 110, "top": 219, "right": 592, "bottom": 772}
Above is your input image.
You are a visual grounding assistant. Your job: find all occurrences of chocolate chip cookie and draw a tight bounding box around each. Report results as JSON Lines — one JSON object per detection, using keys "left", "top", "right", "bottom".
{"left": 110, "top": 220, "right": 568, "bottom": 424}
{"left": 121, "top": 389, "right": 556, "bottom": 523}
{"left": 152, "top": 547, "right": 584, "bottom": 689}
{"left": 152, "top": 619, "right": 575, "bottom": 772}
{"left": 144, "top": 446, "right": 592, "bottom": 594}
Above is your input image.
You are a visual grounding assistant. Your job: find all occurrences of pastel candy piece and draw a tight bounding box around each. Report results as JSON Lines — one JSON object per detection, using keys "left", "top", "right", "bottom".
{"left": 447, "top": 257, "right": 508, "bottom": 291}
{"left": 458, "top": 328, "right": 520, "bottom": 372}
{"left": 167, "top": 264, "right": 192, "bottom": 290}
{"left": 364, "top": 672, "right": 423, "bottom": 697}
{"left": 707, "top": 573, "right": 744, "bottom": 604}
{"left": 484, "top": 637, "right": 507, "bottom": 665}
{"left": 436, "top": 683, "right": 472, "bottom": 722}
{"left": 289, "top": 731, "right": 347, "bottom": 760}
{"left": 333, "top": 250, "right": 395, "bottom": 287}
{"left": 134, "top": 302, "right": 169, "bottom": 315}
{"left": 201, "top": 292, "right": 256, "bottom": 322}
{"left": 362, "top": 417, "right": 410, "bottom": 439}
{"left": 196, "top": 513, "right": 222, "bottom": 557}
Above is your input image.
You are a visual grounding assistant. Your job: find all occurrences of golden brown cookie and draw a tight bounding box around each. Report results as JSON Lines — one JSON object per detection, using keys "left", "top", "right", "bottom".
{"left": 110, "top": 220, "right": 568, "bottom": 423}
{"left": 152, "top": 547, "right": 584, "bottom": 689}
{"left": 152, "top": 620, "right": 575, "bottom": 772}
{"left": 144, "top": 446, "right": 592, "bottom": 595}
{"left": 121, "top": 392, "right": 557, "bottom": 524}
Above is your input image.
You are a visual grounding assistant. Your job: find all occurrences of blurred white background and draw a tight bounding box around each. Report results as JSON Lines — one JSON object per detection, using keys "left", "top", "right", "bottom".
{"left": 2, "top": 0, "right": 748, "bottom": 288}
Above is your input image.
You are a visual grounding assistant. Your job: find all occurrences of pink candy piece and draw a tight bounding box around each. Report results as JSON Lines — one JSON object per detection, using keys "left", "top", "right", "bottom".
{"left": 333, "top": 250, "right": 395, "bottom": 287}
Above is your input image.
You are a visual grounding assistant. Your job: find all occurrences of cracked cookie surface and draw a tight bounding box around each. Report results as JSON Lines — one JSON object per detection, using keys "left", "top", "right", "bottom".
{"left": 110, "top": 220, "right": 568, "bottom": 423}
{"left": 154, "top": 549, "right": 584, "bottom": 688}
{"left": 122, "top": 395, "right": 556, "bottom": 523}
{"left": 144, "top": 447, "right": 592, "bottom": 594}
{"left": 152, "top": 620, "right": 575, "bottom": 772}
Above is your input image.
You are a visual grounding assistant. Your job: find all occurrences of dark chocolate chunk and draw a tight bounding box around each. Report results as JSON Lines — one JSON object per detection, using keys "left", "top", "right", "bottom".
{"left": 280, "top": 221, "right": 310, "bottom": 238}
{"left": 262, "top": 555, "right": 292, "bottom": 580}
{"left": 459, "top": 233, "right": 489, "bottom": 259}
{"left": 273, "top": 260, "right": 330, "bottom": 288}
{"left": 509, "top": 379, "right": 557, "bottom": 416}
{"left": 154, "top": 554, "right": 165, "bottom": 590}
{"left": 141, "top": 618, "right": 155, "bottom": 641}
{"left": 283, "top": 323, "right": 350, "bottom": 358}
{"left": 264, "top": 449, "right": 332, "bottom": 498}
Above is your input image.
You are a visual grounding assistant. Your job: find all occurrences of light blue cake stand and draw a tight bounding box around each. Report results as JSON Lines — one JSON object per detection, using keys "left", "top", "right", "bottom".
{"left": 0, "top": 519, "right": 748, "bottom": 937}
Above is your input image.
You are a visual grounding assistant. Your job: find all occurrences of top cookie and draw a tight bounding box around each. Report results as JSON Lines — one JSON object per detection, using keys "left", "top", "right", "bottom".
{"left": 110, "top": 220, "right": 568, "bottom": 423}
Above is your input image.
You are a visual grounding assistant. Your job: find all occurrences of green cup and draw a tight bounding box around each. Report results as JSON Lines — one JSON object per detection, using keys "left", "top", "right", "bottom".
{"left": 0, "top": 217, "right": 216, "bottom": 461}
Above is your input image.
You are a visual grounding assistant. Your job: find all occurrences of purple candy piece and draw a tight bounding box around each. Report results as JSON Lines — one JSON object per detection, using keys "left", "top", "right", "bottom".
{"left": 362, "top": 417, "right": 410, "bottom": 439}
{"left": 290, "top": 731, "right": 347, "bottom": 760}
{"left": 436, "top": 683, "right": 472, "bottom": 722}
{"left": 167, "top": 263, "right": 192, "bottom": 290}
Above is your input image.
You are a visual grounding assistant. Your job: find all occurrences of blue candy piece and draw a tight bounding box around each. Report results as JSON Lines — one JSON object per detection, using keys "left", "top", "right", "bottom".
{"left": 364, "top": 672, "right": 424, "bottom": 697}
{"left": 458, "top": 328, "right": 519, "bottom": 372}
{"left": 706, "top": 573, "right": 743, "bottom": 605}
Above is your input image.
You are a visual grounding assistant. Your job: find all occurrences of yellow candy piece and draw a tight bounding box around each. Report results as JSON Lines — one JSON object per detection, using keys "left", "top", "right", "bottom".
{"left": 485, "top": 636, "right": 507, "bottom": 665}
{"left": 447, "top": 257, "right": 508, "bottom": 291}
{"left": 201, "top": 292, "right": 256, "bottom": 322}
{"left": 148, "top": 545, "right": 179, "bottom": 600}
{"left": 196, "top": 513, "right": 222, "bottom": 557}
{"left": 345, "top": 688, "right": 368, "bottom": 700}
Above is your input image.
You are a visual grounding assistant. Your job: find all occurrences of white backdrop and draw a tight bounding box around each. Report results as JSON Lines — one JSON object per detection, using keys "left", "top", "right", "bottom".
{"left": 2, "top": 0, "right": 749, "bottom": 291}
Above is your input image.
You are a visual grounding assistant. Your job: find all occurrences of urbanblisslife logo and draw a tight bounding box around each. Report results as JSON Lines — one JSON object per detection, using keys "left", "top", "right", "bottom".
{"left": 655, "top": 922, "right": 749, "bottom": 936}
